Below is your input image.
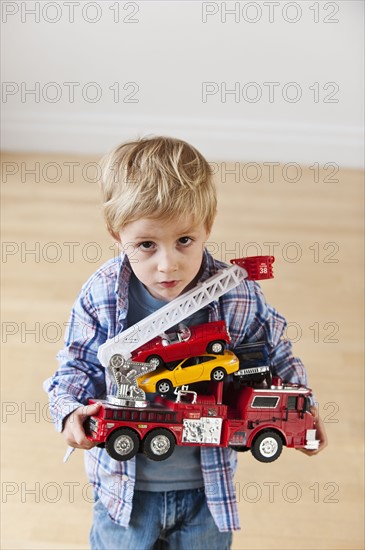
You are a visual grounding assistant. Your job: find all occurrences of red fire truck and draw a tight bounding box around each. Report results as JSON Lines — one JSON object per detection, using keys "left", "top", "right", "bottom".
{"left": 86, "top": 256, "right": 319, "bottom": 463}
{"left": 85, "top": 378, "right": 319, "bottom": 463}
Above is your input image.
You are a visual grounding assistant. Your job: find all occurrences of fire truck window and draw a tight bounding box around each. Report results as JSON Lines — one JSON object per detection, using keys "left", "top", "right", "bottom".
{"left": 287, "top": 396, "right": 298, "bottom": 410}
{"left": 251, "top": 396, "right": 279, "bottom": 408}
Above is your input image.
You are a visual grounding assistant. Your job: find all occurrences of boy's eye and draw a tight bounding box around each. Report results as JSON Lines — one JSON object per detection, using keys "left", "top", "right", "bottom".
{"left": 138, "top": 241, "right": 155, "bottom": 250}
{"left": 178, "top": 236, "right": 192, "bottom": 246}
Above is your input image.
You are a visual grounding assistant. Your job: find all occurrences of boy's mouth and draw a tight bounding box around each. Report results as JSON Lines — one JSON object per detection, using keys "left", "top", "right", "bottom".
{"left": 159, "top": 280, "right": 180, "bottom": 288}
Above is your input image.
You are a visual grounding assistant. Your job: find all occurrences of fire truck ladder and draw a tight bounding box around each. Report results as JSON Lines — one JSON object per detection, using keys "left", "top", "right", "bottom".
{"left": 97, "top": 256, "right": 274, "bottom": 368}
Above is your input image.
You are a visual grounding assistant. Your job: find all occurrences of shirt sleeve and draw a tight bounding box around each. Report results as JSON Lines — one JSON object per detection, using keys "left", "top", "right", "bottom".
{"left": 43, "top": 287, "right": 108, "bottom": 432}
{"left": 224, "top": 280, "right": 309, "bottom": 387}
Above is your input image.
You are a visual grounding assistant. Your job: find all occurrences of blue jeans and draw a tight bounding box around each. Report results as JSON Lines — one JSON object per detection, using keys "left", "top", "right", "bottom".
{"left": 89, "top": 488, "right": 232, "bottom": 550}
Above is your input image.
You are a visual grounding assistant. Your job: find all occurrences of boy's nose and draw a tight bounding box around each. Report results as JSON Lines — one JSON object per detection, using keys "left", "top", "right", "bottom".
{"left": 157, "top": 252, "right": 178, "bottom": 274}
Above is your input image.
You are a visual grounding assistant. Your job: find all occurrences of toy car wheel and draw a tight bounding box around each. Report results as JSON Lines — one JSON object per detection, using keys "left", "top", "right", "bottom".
{"left": 251, "top": 430, "right": 283, "bottom": 463}
{"left": 207, "top": 340, "right": 225, "bottom": 354}
{"left": 156, "top": 379, "right": 173, "bottom": 395}
{"left": 106, "top": 428, "right": 140, "bottom": 461}
{"left": 211, "top": 367, "right": 226, "bottom": 382}
{"left": 147, "top": 355, "right": 164, "bottom": 368}
{"left": 143, "top": 428, "right": 176, "bottom": 461}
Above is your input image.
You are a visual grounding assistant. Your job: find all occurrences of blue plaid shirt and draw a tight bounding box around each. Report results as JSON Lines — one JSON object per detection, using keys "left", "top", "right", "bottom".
{"left": 44, "top": 250, "right": 308, "bottom": 532}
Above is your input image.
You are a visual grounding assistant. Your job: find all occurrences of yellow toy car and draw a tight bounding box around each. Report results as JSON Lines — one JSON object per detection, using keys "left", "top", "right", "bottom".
{"left": 137, "top": 350, "right": 240, "bottom": 395}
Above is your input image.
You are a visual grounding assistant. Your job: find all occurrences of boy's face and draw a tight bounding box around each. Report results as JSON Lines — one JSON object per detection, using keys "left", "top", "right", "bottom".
{"left": 118, "top": 216, "right": 210, "bottom": 302}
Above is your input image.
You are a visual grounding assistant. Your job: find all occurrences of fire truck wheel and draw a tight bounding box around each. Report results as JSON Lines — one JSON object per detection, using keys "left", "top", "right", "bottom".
{"left": 156, "top": 379, "right": 173, "bottom": 395}
{"left": 143, "top": 429, "right": 176, "bottom": 461}
{"left": 251, "top": 430, "right": 283, "bottom": 463}
{"left": 207, "top": 340, "right": 225, "bottom": 354}
{"left": 211, "top": 367, "right": 227, "bottom": 382}
{"left": 147, "top": 355, "right": 164, "bottom": 368}
{"left": 106, "top": 428, "right": 140, "bottom": 461}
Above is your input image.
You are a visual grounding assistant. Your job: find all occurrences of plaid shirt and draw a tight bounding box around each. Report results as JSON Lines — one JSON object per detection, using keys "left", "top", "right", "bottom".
{"left": 44, "top": 250, "right": 308, "bottom": 532}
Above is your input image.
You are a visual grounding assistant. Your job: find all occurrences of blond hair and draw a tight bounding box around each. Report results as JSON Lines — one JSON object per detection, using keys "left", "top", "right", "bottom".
{"left": 99, "top": 136, "right": 216, "bottom": 239}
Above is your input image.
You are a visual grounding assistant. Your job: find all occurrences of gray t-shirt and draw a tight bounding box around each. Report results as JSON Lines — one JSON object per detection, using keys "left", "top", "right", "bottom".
{"left": 127, "top": 272, "right": 208, "bottom": 491}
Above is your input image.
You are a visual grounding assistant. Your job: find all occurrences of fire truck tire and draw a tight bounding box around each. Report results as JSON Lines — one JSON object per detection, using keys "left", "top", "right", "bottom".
{"left": 251, "top": 430, "right": 283, "bottom": 463}
{"left": 147, "top": 355, "right": 164, "bottom": 368}
{"left": 211, "top": 367, "right": 227, "bottom": 382}
{"left": 207, "top": 340, "right": 225, "bottom": 354}
{"left": 156, "top": 379, "right": 173, "bottom": 395}
{"left": 143, "top": 429, "right": 176, "bottom": 461}
{"left": 106, "top": 428, "right": 140, "bottom": 461}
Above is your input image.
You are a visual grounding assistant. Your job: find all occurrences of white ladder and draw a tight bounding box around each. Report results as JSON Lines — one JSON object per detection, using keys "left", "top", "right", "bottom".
{"left": 97, "top": 256, "right": 274, "bottom": 368}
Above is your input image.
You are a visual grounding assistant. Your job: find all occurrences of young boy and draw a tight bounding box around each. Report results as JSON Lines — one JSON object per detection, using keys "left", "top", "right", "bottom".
{"left": 44, "top": 137, "right": 327, "bottom": 550}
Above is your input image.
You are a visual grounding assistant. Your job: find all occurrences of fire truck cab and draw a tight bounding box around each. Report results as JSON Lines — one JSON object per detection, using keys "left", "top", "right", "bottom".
{"left": 229, "top": 378, "right": 318, "bottom": 461}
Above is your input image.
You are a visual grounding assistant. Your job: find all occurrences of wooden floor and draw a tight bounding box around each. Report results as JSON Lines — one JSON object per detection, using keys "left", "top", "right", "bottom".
{"left": 1, "top": 152, "right": 364, "bottom": 550}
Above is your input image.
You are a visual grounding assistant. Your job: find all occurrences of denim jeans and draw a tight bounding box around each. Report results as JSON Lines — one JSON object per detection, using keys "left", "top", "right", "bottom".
{"left": 89, "top": 488, "right": 233, "bottom": 550}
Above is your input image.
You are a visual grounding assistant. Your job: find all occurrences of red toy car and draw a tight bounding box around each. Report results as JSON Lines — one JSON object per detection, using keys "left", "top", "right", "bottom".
{"left": 131, "top": 321, "right": 230, "bottom": 368}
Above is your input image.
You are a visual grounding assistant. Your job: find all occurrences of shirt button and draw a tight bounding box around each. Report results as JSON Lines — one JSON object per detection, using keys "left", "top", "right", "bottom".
{"left": 122, "top": 475, "right": 129, "bottom": 481}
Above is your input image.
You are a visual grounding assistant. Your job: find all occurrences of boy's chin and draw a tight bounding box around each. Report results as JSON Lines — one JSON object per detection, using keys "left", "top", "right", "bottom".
{"left": 156, "top": 289, "right": 182, "bottom": 302}
{"left": 145, "top": 285, "right": 183, "bottom": 302}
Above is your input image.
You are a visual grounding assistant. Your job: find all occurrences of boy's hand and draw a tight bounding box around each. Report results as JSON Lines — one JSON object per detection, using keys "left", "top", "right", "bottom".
{"left": 298, "top": 406, "right": 328, "bottom": 456}
{"left": 62, "top": 402, "right": 102, "bottom": 450}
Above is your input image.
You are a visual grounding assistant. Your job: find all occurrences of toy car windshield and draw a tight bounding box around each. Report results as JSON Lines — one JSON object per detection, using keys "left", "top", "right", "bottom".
{"left": 161, "top": 324, "right": 191, "bottom": 346}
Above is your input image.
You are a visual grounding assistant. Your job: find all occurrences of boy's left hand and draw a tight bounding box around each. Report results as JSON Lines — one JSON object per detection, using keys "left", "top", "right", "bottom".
{"left": 298, "top": 406, "right": 328, "bottom": 456}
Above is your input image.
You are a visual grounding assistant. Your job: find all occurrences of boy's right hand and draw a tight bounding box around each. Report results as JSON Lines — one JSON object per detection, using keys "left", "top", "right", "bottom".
{"left": 62, "top": 402, "right": 102, "bottom": 450}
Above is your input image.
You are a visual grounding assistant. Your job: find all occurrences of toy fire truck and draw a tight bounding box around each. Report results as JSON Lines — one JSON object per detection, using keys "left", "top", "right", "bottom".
{"left": 85, "top": 380, "right": 319, "bottom": 463}
{"left": 84, "top": 256, "right": 319, "bottom": 462}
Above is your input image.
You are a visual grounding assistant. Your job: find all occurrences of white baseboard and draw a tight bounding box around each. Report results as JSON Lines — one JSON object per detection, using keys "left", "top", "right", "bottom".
{"left": 1, "top": 112, "right": 364, "bottom": 168}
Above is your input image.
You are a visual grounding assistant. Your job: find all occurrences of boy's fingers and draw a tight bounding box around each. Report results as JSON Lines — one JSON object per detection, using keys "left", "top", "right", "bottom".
{"left": 297, "top": 408, "right": 328, "bottom": 456}
{"left": 63, "top": 402, "right": 102, "bottom": 449}
{"left": 76, "top": 402, "right": 102, "bottom": 420}
{"left": 65, "top": 421, "right": 97, "bottom": 449}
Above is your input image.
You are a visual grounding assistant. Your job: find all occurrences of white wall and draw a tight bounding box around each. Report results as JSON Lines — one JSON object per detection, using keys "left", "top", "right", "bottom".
{"left": 1, "top": 0, "right": 364, "bottom": 167}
